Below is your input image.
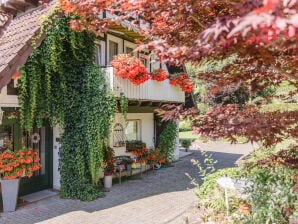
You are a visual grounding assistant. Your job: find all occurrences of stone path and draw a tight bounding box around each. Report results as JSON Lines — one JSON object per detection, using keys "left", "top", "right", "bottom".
{"left": 0, "top": 142, "right": 255, "bottom": 224}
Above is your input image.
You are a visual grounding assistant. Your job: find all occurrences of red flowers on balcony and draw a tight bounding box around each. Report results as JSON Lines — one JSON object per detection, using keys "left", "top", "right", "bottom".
{"left": 111, "top": 54, "right": 149, "bottom": 85}
{"left": 111, "top": 54, "right": 193, "bottom": 92}
{"left": 150, "top": 69, "right": 168, "bottom": 82}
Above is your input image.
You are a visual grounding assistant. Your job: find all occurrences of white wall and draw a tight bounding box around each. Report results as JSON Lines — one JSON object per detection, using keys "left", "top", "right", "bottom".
{"left": 126, "top": 113, "right": 154, "bottom": 148}
{"left": 52, "top": 125, "right": 61, "bottom": 190}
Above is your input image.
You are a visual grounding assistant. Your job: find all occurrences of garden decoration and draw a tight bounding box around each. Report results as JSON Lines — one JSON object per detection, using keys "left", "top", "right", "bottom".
{"left": 0, "top": 148, "right": 41, "bottom": 212}
{"left": 110, "top": 54, "right": 150, "bottom": 85}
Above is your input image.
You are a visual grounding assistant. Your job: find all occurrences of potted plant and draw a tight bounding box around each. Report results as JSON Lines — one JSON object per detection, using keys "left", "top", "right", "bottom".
{"left": 121, "top": 157, "right": 133, "bottom": 170}
{"left": 0, "top": 148, "right": 41, "bottom": 212}
{"left": 102, "top": 146, "right": 115, "bottom": 189}
{"left": 103, "top": 163, "right": 115, "bottom": 189}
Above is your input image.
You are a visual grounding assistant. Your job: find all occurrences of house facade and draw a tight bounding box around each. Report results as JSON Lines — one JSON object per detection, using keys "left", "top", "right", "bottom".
{"left": 0, "top": 1, "right": 185, "bottom": 195}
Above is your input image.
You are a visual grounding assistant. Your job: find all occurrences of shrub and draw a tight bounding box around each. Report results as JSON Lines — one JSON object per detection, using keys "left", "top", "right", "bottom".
{"left": 180, "top": 138, "right": 195, "bottom": 151}
{"left": 179, "top": 120, "right": 192, "bottom": 132}
{"left": 243, "top": 147, "right": 298, "bottom": 224}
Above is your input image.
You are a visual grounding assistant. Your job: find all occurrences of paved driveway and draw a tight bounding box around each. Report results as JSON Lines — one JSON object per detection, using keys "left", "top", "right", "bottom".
{"left": 0, "top": 142, "right": 255, "bottom": 224}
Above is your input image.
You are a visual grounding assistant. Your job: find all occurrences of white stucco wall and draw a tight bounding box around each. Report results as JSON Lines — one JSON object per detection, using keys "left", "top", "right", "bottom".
{"left": 52, "top": 126, "right": 61, "bottom": 190}
{"left": 126, "top": 113, "right": 154, "bottom": 148}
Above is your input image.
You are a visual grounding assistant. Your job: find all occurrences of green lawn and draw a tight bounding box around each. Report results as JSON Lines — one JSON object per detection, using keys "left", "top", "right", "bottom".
{"left": 179, "top": 131, "right": 248, "bottom": 143}
{"left": 179, "top": 131, "right": 200, "bottom": 139}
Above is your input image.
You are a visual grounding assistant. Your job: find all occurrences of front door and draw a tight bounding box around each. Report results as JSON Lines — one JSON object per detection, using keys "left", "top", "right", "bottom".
{"left": 0, "top": 110, "right": 53, "bottom": 196}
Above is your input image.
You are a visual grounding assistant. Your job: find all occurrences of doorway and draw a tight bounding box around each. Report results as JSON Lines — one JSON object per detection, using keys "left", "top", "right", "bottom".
{"left": 0, "top": 109, "right": 53, "bottom": 196}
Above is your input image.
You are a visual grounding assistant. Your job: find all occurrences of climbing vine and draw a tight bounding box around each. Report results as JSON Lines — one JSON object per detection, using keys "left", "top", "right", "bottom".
{"left": 119, "top": 92, "right": 128, "bottom": 118}
{"left": 19, "top": 16, "right": 116, "bottom": 200}
{"left": 157, "top": 121, "right": 178, "bottom": 163}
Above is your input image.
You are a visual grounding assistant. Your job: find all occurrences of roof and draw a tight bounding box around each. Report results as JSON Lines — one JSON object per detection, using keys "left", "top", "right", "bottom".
{"left": 0, "top": 12, "right": 11, "bottom": 31}
{"left": 0, "top": 2, "right": 54, "bottom": 90}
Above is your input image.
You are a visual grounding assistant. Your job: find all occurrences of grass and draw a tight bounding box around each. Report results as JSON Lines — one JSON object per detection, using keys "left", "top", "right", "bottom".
{"left": 179, "top": 131, "right": 200, "bottom": 139}
{"left": 179, "top": 131, "right": 248, "bottom": 144}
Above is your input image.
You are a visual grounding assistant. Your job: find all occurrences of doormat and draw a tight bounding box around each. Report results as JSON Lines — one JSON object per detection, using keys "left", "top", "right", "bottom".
{"left": 20, "top": 190, "right": 58, "bottom": 203}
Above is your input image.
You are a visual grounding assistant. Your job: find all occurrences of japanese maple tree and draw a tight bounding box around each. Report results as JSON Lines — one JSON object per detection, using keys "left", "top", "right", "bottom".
{"left": 57, "top": 0, "right": 298, "bottom": 147}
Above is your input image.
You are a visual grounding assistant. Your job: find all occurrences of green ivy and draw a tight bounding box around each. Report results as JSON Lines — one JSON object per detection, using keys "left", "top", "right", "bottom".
{"left": 119, "top": 92, "right": 128, "bottom": 118}
{"left": 19, "top": 16, "right": 116, "bottom": 200}
{"left": 157, "top": 121, "right": 177, "bottom": 163}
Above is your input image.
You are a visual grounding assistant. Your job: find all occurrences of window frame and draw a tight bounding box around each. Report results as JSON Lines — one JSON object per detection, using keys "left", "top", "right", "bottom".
{"left": 125, "top": 119, "right": 141, "bottom": 141}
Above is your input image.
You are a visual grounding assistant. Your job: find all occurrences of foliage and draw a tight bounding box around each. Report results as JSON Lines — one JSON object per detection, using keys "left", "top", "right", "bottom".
{"left": 157, "top": 121, "right": 177, "bottom": 163}
{"left": 179, "top": 138, "right": 194, "bottom": 150}
{"left": 126, "top": 140, "right": 146, "bottom": 153}
{"left": 100, "top": 146, "right": 115, "bottom": 176}
{"left": 243, "top": 147, "right": 298, "bottom": 223}
{"left": 192, "top": 104, "right": 298, "bottom": 147}
{"left": 169, "top": 73, "right": 193, "bottom": 93}
{"left": 119, "top": 92, "right": 128, "bottom": 118}
{"left": 187, "top": 151, "right": 243, "bottom": 222}
{"left": 179, "top": 131, "right": 199, "bottom": 140}
{"left": 0, "top": 148, "right": 41, "bottom": 179}
{"left": 110, "top": 54, "right": 149, "bottom": 85}
{"left": 146, "top": 148, "right": 166, "bottom": 165}
{"left": 179, "top": 120, "right": 192, "bottom": 132}
{"left": 55, "top": 0, "right": 298, "bottom": 147}
{"left": 19, "top": 16, "right": 116, "bottom": 200}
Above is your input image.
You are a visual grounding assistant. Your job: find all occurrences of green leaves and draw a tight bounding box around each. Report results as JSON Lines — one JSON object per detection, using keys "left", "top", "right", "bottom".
{"left": 158, "top": 121, "right": 177, "bottom": 163}
{"left": 19, "top": 16, "right": 116, "bottom": 200}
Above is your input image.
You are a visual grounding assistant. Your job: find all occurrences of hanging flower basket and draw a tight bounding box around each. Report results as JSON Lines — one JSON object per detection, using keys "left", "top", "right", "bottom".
{"left": 150, "top": 69, "right": 168, "bottom": 82}
{"left": 110, "top": 54, "right": 150, "bottom": 85}
{"left": 169, "top": 73, "right": 193, "bottom": 93}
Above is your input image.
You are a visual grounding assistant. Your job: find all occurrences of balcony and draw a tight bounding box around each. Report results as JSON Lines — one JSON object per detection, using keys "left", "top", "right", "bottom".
{"left": 103, "top": 67, "right": 185, "bottom": 103}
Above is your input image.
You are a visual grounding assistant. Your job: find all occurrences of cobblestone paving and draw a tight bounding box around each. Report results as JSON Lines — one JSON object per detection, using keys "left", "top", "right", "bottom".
{"left": 0, "top": 142, "right": 254, "bottom": 224}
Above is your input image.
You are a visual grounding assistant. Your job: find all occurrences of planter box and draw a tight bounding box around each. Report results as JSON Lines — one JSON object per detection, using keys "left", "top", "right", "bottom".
{"left": 1, "top": 178, "right": 20, "bottom": 212}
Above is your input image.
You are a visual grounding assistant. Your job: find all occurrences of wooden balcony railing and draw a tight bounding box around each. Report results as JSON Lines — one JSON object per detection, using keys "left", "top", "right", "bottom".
{"left": 103, "top": 66, "right": 185, "bottom": 103}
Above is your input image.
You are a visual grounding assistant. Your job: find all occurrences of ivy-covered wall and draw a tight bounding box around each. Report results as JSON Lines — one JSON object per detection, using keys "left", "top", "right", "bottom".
{"left": 19, "top": 16, "right": 116, "bottom": 200}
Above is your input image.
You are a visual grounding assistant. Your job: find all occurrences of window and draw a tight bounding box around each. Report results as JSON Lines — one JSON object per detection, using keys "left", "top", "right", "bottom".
{"left": 109, "top": 40, "right": 118, "bottom": 62}
{"left": 7, "top": 79, "right": 17, "bottom": 95}
{"left": 0, "top": 124, "right": 13, "bottom": 152}
{"left": 125, "top": 120, "right": 141, "bottom": 141}
{"left": 94, "top": 44, "right": 102, "bottom": 66}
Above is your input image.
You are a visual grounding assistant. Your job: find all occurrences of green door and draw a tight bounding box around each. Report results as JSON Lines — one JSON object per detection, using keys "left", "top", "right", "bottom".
{"left": 0, "top": 110, "right": 53, "bottom": 196}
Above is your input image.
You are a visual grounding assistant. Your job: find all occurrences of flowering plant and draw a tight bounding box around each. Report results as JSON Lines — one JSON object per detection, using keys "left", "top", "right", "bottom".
{"left": 129, "top": 146, "right": 148, "bottom": 163}
{"left": 150, "top": 69, "right": 168, "bottom": 82}
{"left": 100, "top": 162, "right": 115, "bottom": 176}
{"left": 169, "top": 73, "right": 193, "bottom": 93}
{"left": 101, "top": 146, "right": 115, "bottom": 176}
{"left": 0, "top": 148, "right": 41, "bottom": 180}
{"left": 146, "top": 148, "right": 166, "bottom": 165}
{"left": 110, "top": 54, "right": 150, "bottom": 85}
